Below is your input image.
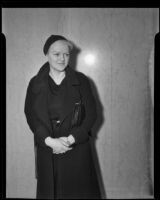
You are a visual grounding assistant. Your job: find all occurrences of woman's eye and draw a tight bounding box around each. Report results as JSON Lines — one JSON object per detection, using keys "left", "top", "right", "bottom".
{"left": 53, "top": 53, "right": 69, "bottom": 57}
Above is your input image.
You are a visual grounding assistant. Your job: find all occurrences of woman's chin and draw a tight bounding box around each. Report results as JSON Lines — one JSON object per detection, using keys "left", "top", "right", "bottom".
{"left": 58, "top": 66, "right": 67, "bottom": 72}
{"left": 51, "top": 65, "right": 67, "bottom": 72}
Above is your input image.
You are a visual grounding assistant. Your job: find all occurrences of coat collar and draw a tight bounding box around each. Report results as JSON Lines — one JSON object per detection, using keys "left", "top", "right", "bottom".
{"left": 32, "top": 62, "right": 80, "bottom": 93}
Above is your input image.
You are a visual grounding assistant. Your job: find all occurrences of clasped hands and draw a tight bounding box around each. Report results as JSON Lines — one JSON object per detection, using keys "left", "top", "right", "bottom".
{"left": 45, "top": 135, "right": 75, "bottom": 155}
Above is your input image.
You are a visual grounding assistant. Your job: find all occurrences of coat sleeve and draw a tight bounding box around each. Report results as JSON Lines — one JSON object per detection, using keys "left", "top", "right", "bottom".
{"left": 24, "top": 78, "right": 50, "bottom": 148}
{"left": 70, "top": 74, "right": 97, "bottom": 144}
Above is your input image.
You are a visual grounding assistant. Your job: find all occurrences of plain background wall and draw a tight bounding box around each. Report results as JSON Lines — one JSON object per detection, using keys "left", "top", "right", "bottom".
{"left": 3, "top": 8, "right": 158, "bottom": 199}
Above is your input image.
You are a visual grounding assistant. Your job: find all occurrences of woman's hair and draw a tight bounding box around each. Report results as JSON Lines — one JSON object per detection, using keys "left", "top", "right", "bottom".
{"left": 43, "top": 35, "right": 73, "bottom": 55}
{"left": 62, "top": 40, "right": 73, "bottom": 52}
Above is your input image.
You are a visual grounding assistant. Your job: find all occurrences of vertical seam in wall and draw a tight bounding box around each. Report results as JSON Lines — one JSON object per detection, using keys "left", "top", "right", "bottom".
{"left": 150, "top": 10, "right": 155, "bottom": 192}
{"left": 110, "top": 10, "right": 113, "bottom": 187}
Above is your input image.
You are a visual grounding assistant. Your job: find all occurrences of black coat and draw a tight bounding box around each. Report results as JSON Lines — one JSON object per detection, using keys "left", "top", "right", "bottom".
{"left": 24, "top": 62, "right": 101, "bottom": 199}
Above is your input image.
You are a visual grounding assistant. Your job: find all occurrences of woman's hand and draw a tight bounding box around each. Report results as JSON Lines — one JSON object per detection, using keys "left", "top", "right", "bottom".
{"left": 59, "top": 137, "right": 68, "bottom": 143}
{"left": 45, "top": 137, "right": 72, "bottom": 154}
{"left": 59, "top": 135, "right": 75, "bottom": 146}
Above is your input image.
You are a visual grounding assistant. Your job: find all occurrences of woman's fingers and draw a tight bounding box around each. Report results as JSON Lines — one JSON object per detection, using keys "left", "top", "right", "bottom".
{"left": 59, "top": 137, "right": 68, "bottom": 142}
{"left": 61, "top": 146, "right": 72, "bottom": 152}
{"left": 51, "top": 138, "right": 72, "bottom": 154}
{"left": 53, "top": 147, "right": 72, "bottom": 154}
{"left": 59, "top": 138, "right": 69, "bottom": 147}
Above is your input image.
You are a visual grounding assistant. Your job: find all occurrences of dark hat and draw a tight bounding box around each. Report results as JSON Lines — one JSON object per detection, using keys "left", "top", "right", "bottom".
{"left": 43, "top": 35, "right": 68, "bottom": 55}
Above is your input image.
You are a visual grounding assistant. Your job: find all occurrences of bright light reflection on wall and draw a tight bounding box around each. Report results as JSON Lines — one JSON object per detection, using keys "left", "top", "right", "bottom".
{"left": 84, "top": 53, "right": 96, "bottom": 66}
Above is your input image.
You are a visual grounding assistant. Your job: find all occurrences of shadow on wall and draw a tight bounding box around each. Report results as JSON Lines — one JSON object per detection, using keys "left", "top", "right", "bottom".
{"left": 68, "top": 41, "right": 81, "bottom": 70}
{"left": 69, "top": 41, "right": 106, "bottom": 199}
{"left": 88, "top": 78, "right": 106, "bottom": 199}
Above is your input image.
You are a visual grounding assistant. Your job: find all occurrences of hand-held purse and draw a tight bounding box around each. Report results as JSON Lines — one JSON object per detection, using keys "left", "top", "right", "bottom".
{"left": 71, "top": 89, "right": 85, "bottom": 128}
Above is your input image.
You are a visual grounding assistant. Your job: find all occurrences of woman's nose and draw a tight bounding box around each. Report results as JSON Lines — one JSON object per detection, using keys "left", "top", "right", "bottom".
{"left": 60, "top": 54, "right": 65, "bottom": 61}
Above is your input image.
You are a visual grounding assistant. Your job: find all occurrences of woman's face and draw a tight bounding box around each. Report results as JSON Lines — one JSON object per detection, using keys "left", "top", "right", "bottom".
{"left": 47, "top": 40, "right": 70, "bottom": 72}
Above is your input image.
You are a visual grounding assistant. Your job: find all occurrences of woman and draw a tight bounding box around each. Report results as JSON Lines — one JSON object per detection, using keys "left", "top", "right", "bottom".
{"left": 24, "top": 35, "right": 101, "bottom": 199}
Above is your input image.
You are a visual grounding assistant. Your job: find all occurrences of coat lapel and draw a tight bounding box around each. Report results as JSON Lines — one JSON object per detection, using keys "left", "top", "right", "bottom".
{"left": 32, "top": 63, "right": 52, "bottom": 132}
{"left": 58, "top": 67, "right": 81, "bottom": 123}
